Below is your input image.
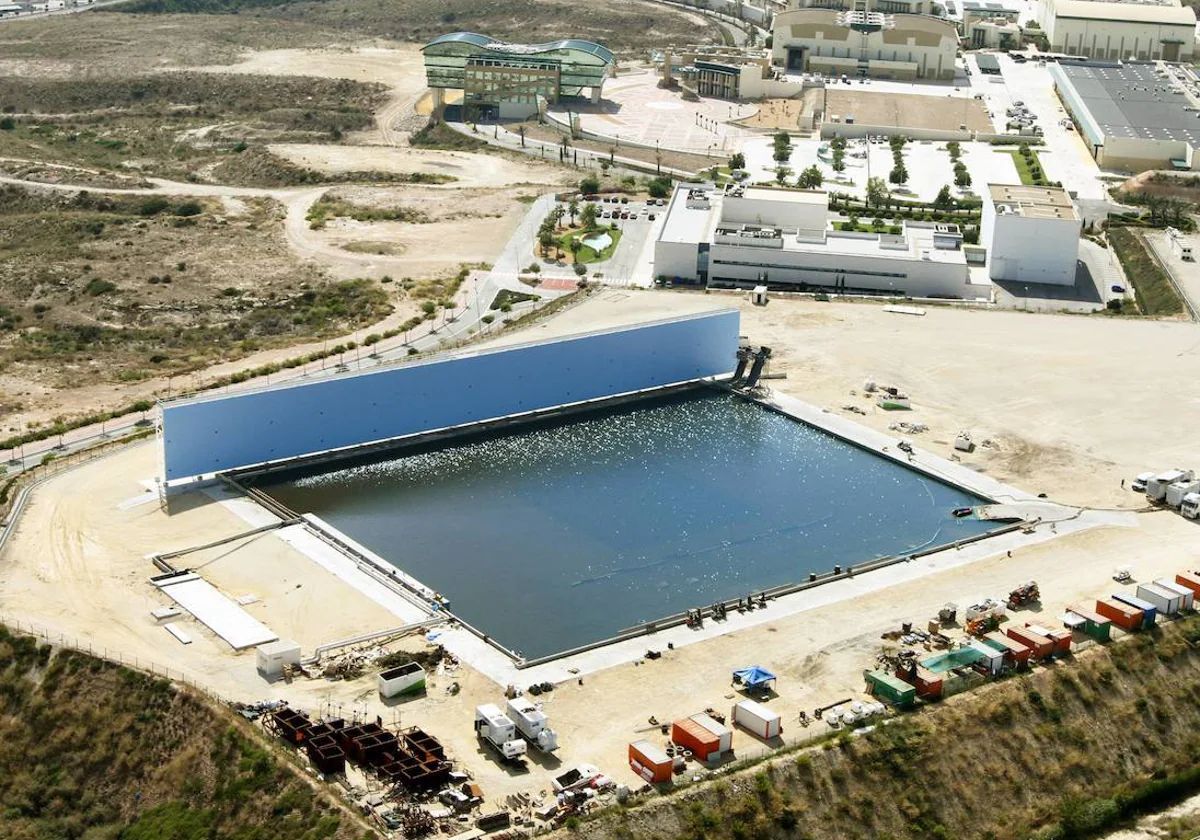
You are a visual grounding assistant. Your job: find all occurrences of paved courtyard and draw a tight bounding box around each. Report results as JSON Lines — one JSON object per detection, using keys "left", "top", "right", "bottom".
{"left": 552, "top": 69, "right": 760, "bottom": 155}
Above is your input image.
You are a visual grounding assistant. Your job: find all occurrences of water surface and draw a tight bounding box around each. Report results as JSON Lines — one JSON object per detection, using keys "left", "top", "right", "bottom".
{"left": 262, "top": 390, "right": 994, "bottom": 659}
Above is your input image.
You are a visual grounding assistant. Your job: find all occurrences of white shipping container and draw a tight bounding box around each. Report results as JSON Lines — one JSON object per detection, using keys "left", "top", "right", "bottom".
{"left": 1137, "top": 582, "right": 1182, "bottom": 616}
{"left": 691, "top": 713, "right": 733, "bottom": 754}
{"left": 731, "top": 699, "right": 782, "bottom": 740}
{"left": 256, "top": 639, "right": 301, "bottom": 679}
{"left": 1154, "top": 579, "right": 1195, "bottom": 611}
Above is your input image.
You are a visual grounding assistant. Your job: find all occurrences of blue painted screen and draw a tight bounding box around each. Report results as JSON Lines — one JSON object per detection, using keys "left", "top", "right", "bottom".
{"left": 161, "top": 310, "right": 741, "bottom": 481}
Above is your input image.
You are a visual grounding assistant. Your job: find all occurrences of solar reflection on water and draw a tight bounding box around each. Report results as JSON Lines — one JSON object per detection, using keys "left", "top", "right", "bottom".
{"left": 261, "top": 390, "right": 995, "bottom": 660}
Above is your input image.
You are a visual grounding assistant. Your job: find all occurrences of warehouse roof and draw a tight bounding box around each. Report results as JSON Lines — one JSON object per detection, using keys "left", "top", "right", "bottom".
{"left": 1051, "top": 0, "right": 1196, "bottom": 26}
{"left": 1055, "top": 62, "right": 1200, "bottom": 146}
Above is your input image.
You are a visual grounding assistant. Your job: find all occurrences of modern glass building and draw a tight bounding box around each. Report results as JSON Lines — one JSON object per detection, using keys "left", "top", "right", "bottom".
{"left": 422, "top": 32, "right": 615, "bottom": 118}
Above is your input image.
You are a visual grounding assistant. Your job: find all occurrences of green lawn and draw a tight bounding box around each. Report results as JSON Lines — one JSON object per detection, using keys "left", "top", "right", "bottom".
{"left": 1002, "top": 148, "right": 1051, "bottom": 186}
{"left": 561, "top": 226, "right": 622, "bottom": 264}
{"left": 1109, "top": 227, "right": 1185, "bottom": 317}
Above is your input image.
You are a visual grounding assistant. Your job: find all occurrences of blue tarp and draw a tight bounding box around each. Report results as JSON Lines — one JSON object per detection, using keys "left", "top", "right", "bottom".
{"left": 733, "top": 666, "right": 776, "bottom": 688}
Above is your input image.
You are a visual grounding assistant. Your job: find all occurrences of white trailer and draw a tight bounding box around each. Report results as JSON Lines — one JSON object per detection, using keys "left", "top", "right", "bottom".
{"left": 1166, "top": 480, "right": 1200, "bottom": 509}
{"left": 731, "top": 699, "right": 782, "bottom": 740}
{"left": 256, "top": 639, "right": 301, "bottom": 680}
{"left": 474, "top": 704, "right": 527, "bottom": 762}
{"left": 1136, "top": 582, "right": 1183, "bottom": 616}
{"left": 506, "top": 697, "right": 558, "bottom": 752}
{"left": 1182, "top": 493, "right": 1200, "bottom": 520}
{"left": 1154, "top": 579, "right": 1195, "bottom": 612}
{"left": 1147, "top": 470, "right": 1193, "bottom": 503}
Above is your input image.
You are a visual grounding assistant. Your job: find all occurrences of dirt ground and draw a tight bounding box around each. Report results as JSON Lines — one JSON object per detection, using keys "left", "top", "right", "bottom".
{"left": 4, "top": 291, "right": 1200, "bottom": 810}
{"left": 735, "top": 90, "right": 823, "bottom": 132}
{"left": 824, "top": 89, "right": 992, "bottom": 132}
{"left": 313, "top": 185, "right": 536, "bottom": 277}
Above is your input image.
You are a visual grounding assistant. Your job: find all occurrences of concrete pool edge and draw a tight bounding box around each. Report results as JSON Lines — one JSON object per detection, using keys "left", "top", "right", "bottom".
{"left": 203, "top": 384, "right": 1133, "bottom": 685}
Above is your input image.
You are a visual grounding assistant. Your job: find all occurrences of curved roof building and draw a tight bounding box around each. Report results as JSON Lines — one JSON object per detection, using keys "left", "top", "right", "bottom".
{"left": 423, "top": 32, "right": 615, "bottom": 116}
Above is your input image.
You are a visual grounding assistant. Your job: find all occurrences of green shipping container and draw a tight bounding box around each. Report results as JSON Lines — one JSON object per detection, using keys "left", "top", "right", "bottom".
{"left": 864, "top": 670, "right": 916, "bottom": 708}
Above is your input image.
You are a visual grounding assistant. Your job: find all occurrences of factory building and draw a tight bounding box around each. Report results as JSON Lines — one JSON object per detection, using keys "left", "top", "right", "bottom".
{"left": 421, "top": 32, "right": 615, "bottom": 119}
{"left": 771, "top": 3, "right": 958, "bottom": 80}
{"left": 1038, "top": 0, "right": 1196, "bottom": 62}
{"left": 1051, "top": 61, "right": 1200, "bottom": 171}
{"left": 981, "top": 184, "right": 1081, "bottom": 286}
{"left": 654, "top": 183, "right": 986, "bottom": 299}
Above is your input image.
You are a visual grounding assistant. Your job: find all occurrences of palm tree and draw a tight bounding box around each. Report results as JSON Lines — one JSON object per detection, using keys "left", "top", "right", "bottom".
{"left": 569, "top": 236, "right": 583, "bottom": 266}
{"left": 517, "top": 125, "right": 526, "bottom": 148}
{"left": 568, "top": 199, "right": 579, "bottom": 227}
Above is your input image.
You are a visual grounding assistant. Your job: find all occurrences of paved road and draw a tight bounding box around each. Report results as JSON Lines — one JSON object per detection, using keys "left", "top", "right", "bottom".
{"left": 1142, "top": 228, "right": 1200, "bottom": 321}
{"left": 0, "top": 0, "right": 127, "bottom": 23}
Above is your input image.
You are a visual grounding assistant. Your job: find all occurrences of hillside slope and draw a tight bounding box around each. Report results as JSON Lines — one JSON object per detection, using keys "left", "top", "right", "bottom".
{"left": 573, "top": 618, "right": 1200, "bottom": 840}
{"left": 0, "top": 624, "right": 370, "bottom": 840}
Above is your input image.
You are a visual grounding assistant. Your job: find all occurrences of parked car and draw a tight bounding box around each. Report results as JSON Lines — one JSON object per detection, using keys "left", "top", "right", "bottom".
{"left": 1111, "top": 284, "right": 1126, "bottom": 294}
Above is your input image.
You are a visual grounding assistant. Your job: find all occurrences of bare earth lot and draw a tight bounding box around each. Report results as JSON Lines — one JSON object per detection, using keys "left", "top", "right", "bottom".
{"left": 4, "top": 292, "right": 1200, "bottom": 809}
{"left": 825, "top": 88, "right": 992, "bottom": 132}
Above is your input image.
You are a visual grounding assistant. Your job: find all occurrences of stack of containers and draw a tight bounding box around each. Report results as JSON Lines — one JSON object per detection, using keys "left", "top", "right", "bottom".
{"left": 671, "top": 714, "right": 732, "bottom": 763}
{"left": 1027, "top": 623, "right": 1072, "bottom": 655}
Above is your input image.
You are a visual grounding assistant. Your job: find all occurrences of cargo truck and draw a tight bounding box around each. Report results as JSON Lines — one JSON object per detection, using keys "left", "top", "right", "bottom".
{"left": 1166, "top": 480, "right": 1200, "bottom": 509}
{"left": 506, "top": 697, "right": 558, "bottom": 753}
{"left": 474, "top": 704, "right": 527, "bottom": 762}
{"left": 1181, "top": 493, "right": 1200, "bottom": 520}
{"left": 1147, "top": 470, "right": 1193, "bottom": 503}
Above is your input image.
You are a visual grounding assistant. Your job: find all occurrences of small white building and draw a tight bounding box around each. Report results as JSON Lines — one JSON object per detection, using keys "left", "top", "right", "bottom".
{"left": 256, "top": 639, "right": 301, "bottom": 680}
{"left": 981, "top": 184, "right": 1081, "bottom": 286}
{"left": 654, "top": 183, "right": 985, "bottom": 299}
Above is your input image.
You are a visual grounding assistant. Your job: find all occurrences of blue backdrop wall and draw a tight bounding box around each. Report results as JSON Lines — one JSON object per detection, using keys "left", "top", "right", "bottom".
{"left": 161, "top": 310, "right": 741, "bottom": 481}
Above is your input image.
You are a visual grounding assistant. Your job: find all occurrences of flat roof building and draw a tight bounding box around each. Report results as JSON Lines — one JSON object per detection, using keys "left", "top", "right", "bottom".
{"left": 981, "top": 184, "right": 1081, "bottom": 285}
{"left": 772, "top": 5, "right": 958, "bottom": 80}
{"left": 422, "top": 32, "right": 615, "bottom": 119}
{"left": 655, "top": 183, "right": 987, "bottom": 299}
{"left": 1038, "top": 0, "right": 1196, "bottom": 61}
{"left": 1051, "top": 61, "right": 1200, "bottom": 171}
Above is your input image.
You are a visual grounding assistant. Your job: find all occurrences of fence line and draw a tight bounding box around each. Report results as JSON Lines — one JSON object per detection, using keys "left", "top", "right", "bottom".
{"left": 0, "top": 611, "right": 237, "bottom": 707}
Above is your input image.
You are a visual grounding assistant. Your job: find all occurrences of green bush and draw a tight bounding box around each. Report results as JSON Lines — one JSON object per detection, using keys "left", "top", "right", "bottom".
{"left": 139, "top": 196, "right": 169, "bottom": 216}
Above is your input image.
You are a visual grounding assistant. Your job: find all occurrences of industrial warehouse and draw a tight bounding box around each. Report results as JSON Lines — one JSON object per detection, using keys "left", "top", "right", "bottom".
{"left": 1052, "top": 60, "right": 1200, "bottom": 171}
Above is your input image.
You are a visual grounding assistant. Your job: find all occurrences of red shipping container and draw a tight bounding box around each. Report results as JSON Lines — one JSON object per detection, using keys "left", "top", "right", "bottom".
{"left": 983, "top": 631, "right": 1031, "bottom": 665}
{"left": 1043, "top": 627, "right": 1073, "bottom": 654}
{"left": 1095, "top": 598, "right": 1143, "bottom": 631}
{"left": 1007, "top": 626, "right": 1054, "bottom": 659}
{"left": 628, "top": 740, "right": 673, "bottom": 784}
{"left": 1174, "top": 572, "right": 1200, "bottom": 596}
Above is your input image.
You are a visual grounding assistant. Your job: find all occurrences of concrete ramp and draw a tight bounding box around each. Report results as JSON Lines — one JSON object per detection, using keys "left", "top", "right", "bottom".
{"left": 152, "top": 571, "right": 277, "bottom": 650}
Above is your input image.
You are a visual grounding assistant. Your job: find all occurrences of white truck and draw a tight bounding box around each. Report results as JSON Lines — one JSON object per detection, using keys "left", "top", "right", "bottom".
{"left": 506, "top": 697, "right": 559, "bottom": 752}
{"left": 1131, "top": 472, "right": 1154, "bottom": 493}
{"left": 1166, "top": 479, "right": 1200, "bottom": 509}
{"left": 1147, "top": 470, "right": 1193, "bottom": 503}
{"left": 1182, "top": 493, "right": 1200, "bottom": 520}
{"left": 474, "top": 704, "right": 527, "bottom": 762}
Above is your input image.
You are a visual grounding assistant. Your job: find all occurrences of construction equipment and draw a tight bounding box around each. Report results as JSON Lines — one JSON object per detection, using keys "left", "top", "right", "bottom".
{"left": 966, "top": 613, "right": 1001, "bottom": 637}
{"left": 1007, "top": 581, "right": 1040, "bottom": 610}
{"left": 937, "top": 603, "right": 958, "bottom": 625}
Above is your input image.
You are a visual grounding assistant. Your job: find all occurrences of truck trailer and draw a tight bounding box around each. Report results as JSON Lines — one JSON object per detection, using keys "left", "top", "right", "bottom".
{"left": 1147, "top": 470, "right": 1193, "bottom": 503}
{"left": 474, "top": 704, "right": 527, "bottom": 762}
{"left": 506, "top": 697, "right": 559, "bottom": 753}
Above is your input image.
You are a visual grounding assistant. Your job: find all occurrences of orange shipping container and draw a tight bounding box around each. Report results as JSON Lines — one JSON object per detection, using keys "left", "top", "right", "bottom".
{"left": 895, "top": 664, "right": 944, "bottom": 699}
{"left": 628, "top": 740, "right": 673, "bottom": 784}
{"left": 1095, "top": 598, "right": 1142, "bottom": 631}
{"left": 1174, "top": 572, "right": 1200, "bottom": 596}
{"left": 1007, "top": 626, "right": 1054, "bottom": 659}
{"left": 671, "top": 715, "right": 731, "bottom": 761}
{"left": 1043, "top": 627, "right": 1073, "bottom": 654}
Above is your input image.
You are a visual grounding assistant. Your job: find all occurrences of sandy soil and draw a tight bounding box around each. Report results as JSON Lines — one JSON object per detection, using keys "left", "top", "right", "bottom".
{"left": 736, "top": 90, "right": 823, "bottom": 132}
{"left": 191, "top": 46, "right": 429, "bottom": 145}
{"left": 6, "top": 290, "right": 1200, "bottom": 809}
{"left": 267, "top": 143, "right": 567, "bottom": 189}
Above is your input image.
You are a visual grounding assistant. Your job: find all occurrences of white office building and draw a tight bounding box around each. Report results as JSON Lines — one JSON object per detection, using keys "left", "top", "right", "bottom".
{"left": 654, "top": 183, "right": 989, "bottom": 299}
{"left": 981, "top": 184, "right": 1081, "bottom": 286}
